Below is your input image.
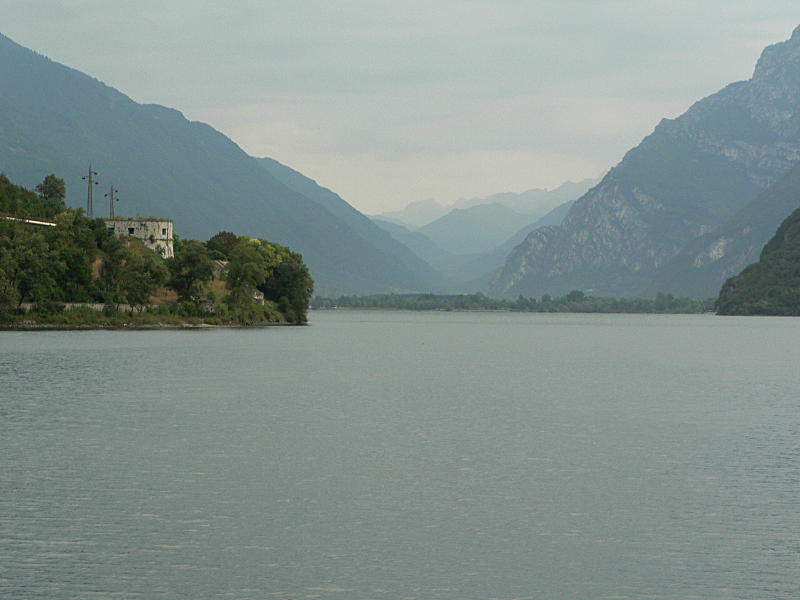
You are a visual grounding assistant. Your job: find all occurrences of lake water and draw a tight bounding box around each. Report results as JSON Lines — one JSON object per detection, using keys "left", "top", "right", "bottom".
{"left": 1, "top": 311, "right": 799, "bottom": 599}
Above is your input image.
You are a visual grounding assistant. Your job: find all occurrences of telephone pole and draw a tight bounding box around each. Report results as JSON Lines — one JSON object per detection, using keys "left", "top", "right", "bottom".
{"left": 82, "top": 164, "right": 99, "bottom": 217}
{"left": 105, "top": 184, "right": 119, "bottom": 218}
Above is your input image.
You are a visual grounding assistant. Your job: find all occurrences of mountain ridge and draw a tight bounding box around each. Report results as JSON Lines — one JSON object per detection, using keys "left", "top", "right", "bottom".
{"left": 489, "top": 26, "right": 800, "bottom": 298}
{"left": 372, "top": 195, "right": 580, "bottom": 289}
{"left": 374, "top": 178, "right": 595, "bottom": 230}
{"left": 0, "top": 31, "right": 440, "bottom": 295}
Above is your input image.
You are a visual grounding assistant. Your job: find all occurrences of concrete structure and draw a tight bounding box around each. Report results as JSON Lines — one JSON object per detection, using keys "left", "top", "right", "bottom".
{"left": 104, "top": 218, "right": 174, "bottom": 258}
{"left": 211, "top": 259, "right": 228, "bottom": 280}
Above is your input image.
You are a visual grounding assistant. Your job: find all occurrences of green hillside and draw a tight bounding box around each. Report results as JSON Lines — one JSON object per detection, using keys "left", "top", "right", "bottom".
{"left": 716, "top": 206, "right": 800, "bottom": 315}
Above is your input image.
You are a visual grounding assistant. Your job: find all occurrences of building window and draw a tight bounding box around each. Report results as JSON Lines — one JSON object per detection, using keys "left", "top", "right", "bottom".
{"left": 162, "top": 228, "right": 167, "bottom": 236}
{"left": 128, "top": 227, "right": 135, "bottom": 235}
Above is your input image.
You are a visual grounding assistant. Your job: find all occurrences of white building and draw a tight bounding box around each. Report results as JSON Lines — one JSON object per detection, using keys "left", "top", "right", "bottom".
{"left": 104, "top": 218, "right": 174, "bottom": 258}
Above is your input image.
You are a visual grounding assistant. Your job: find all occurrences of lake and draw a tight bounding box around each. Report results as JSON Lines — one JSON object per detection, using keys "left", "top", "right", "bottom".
{"left": 1, "top": 311, "right": 799, "bottom": 599}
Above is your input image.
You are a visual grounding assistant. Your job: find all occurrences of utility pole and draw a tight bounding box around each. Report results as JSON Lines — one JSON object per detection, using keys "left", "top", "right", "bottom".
{"left": 105, "top": 184, "right": 119, "bottom": 218}
{"left": 82, "top": 164, "right": 99, "bottom": 217}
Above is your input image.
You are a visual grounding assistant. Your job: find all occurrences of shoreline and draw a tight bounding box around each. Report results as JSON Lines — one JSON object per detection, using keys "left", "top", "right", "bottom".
{"left": 0, "top": 321, "right": 304, "bottom": 331}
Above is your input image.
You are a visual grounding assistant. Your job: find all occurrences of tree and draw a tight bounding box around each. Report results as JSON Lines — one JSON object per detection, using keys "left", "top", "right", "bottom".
{"left": 225, "top": 237, "right": 313, "bottom": 322}
{"left": 207, "top": 231, "right": 240, "bottom": 259}
{"left": 56, "top": 248, "right": 94, "bottom": 302}
{"left": 0, "top": 227, "right": 20, "bottom": 312}
{"left": 36, "top": 174, "right": 66, "bottom": 201}
{"left": 565, "top": 290, "right": 585, "bottom": 302}
{"left": 259, "top": 249, "right": 313, "bottom": 322}
{"left": 101, "top": 238, "right": 169, "bottom": 309}
{"left": 0, "top": 269, "right": 18, "bottom": 313}
{"left": 225, "top": 240, "right": 269, "bottom": 307}
{"left": 34, "top": 175, "right": 68, "bottom": 219}
{"left": 654, "top": 292, "right": 675, "bottom": 312}
{"left": 0, "top": 222, "right": 62, "bottom": 305}
{"left": 1, "top": 173, "right": 64, "bottom": 219}
{"left": 168, "top": 240, "right": 213, "bottom": 302}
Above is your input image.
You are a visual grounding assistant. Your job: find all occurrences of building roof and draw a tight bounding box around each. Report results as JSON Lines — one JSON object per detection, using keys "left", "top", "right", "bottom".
{"left": 103, "top": 217, "right": 173, "bottom": 223}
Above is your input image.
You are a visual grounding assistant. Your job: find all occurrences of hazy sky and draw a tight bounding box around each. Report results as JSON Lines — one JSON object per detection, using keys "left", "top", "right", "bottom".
{"left": 2, "top": 1, "right": 799, "bottom": 213}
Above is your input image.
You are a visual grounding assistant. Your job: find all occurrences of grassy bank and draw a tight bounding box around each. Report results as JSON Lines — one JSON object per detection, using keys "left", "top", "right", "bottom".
{"left": 0, "top": 303, "right": 298, "bottom": 329}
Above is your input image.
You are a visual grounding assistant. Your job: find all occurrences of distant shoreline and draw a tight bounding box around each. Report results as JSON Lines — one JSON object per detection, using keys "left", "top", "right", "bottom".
{"left": 311, "top": 307, "right": 514, "bottom": 313}
{"left": 311, "top": 307, "right": 717, "bottom": 315}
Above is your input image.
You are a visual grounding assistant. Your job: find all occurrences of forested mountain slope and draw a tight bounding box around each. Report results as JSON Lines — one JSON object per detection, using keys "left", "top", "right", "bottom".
{"left": 716, "top": 205, "right": 800, "bottom": 315}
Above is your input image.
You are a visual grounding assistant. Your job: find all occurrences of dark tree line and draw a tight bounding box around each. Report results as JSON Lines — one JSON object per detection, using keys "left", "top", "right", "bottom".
{"left": 312, "top": 291, "right": 713, "bottom": 314}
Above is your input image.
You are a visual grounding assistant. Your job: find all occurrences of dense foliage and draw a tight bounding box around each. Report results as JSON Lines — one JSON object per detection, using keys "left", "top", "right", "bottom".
{"left": 206, "top": 231, "right": 239, "bottom": 260}
{"left": 716, "top": 206, "right": 800, "bottom": 315}
{"left": 313, "top": 292, "right": 713, "bottom": 314}
{"left": 0, "top": 173, "right": 65, "bottom": 219}
{"left": 225, "top": 237, "right": 313, "bottom": 324}
{"left": 0, "top": 174, "right": 313, "bottom": 325}
{"left": 168, "top": 239, "right": 214, "bottom": 302}
{"left": 0, "top": 179, "right": 111, "bottom": 310}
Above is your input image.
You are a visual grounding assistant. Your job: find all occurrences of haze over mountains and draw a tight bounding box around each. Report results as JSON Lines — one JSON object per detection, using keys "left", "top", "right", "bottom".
{"left": 370, "top": 179, "right": 596, "bottom": 288}
{"left": 0, "top": 32, "right": 442, "bottom": 296}
{"left": 490, "top": 27, "right": 800, "bottom": 299}
{"left": 4, "top": 25, "right": 800, "bottom": 301}
{"left": 375, "top": 179, "right": 596, "bottom": 230}
{"left": 414, "top": 180, "right": 598, "bottom": 256}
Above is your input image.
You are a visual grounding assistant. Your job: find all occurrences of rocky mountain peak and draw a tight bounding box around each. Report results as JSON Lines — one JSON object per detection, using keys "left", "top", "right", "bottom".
{"left": 751, "top": 25, "right": 800, "bottom": 83}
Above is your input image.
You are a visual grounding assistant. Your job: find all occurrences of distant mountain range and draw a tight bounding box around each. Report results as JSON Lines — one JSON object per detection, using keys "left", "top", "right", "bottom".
{"left": 372, "top": 194, "right": 584, "bottom": 289}
{"left": 374, "top": 179, "right": 596, "bottom": 230}
{"left": 0, "top": 32, "right": 443, "bottom": 296}
{"left": 490, "top": 27, "right": 800, "bottom": 299}
{"left": 451, "top": 179, "right": 597, "bottom": 215}
{"left": 369, "top": 179, "right": 595, "bottom": 289}
{"left": 416, "top": 203, "right": 530, "bottom": 255}
{"left": 376, "top": 198, "right": 449, "bottom": 229}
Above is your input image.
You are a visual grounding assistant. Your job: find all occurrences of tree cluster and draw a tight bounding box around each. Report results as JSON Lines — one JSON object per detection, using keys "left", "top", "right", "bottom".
{"left": 0, "top": 173, "right": 65, "bottom": 219}
{"left": 0, "top": 178, "right": 115, "bottom": 311}
{"left": 0, "top": 174, "right": 313, "bottom": 324}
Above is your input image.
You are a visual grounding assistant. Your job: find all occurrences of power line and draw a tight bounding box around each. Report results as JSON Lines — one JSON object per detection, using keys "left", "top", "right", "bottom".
{"left": 105, "top": 184, "right": 119, "bottom": 218}
{"left": 81, "top": 164, "right": 99, "bottom": 217}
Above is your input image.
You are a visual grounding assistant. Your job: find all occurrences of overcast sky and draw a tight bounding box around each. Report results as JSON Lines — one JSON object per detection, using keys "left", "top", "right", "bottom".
{"left": 2, "top": 1, "right": 799, "bottom": 213}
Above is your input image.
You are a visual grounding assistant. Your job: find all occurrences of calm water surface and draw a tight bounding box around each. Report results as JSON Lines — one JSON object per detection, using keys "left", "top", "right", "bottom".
{"left": 1, "top": 311, "right": 799, "bottom": 599}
